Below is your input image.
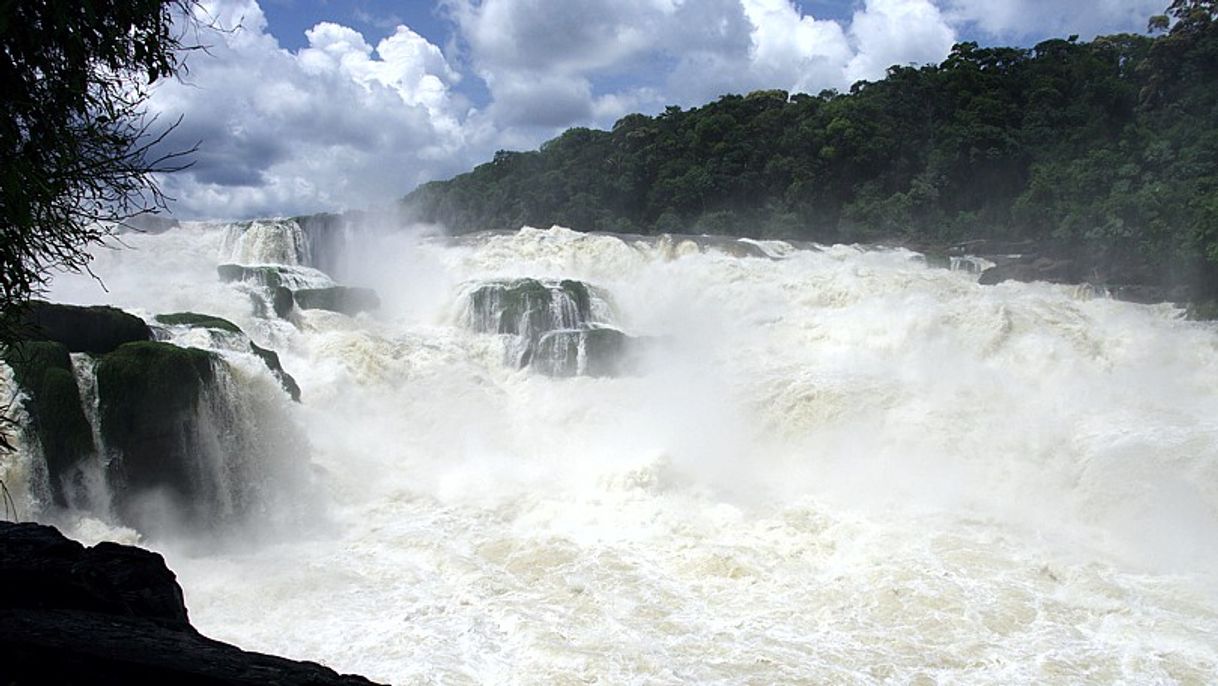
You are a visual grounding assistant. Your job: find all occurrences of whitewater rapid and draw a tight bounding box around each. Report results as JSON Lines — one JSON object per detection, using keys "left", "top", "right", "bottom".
{"left": 9, "top": 223, "right": 1218, "bottom": 683}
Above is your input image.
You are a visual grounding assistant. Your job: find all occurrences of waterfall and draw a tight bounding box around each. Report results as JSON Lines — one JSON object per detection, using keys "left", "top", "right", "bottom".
{"left": 23, "top": 222, "right": 1218, "bottom": 683}
{"left": 461, "top": 278, "right": 625, "bottom": 373}
{"left": 187, "top": 356, "right": 313, "bottom": 531}
{"left": 64, "top": 353, "right": 113, "bottom": 517}
{"left": 0, "top": 361, "right": 48, "bottom": 518}
{"left": 220, "top": 218, "right": 311, "bottom": 266}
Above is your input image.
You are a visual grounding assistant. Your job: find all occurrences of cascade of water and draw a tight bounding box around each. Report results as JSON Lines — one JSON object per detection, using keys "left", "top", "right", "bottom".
{"left": 949, "top": 255, "right": 994, "bottom": 274}
{"left": 28, "top": 223, "right": 1218, "bottom": 683}
{"left": 220, "top": 219, "right": 310, "bottom": 266}
{"left": 0, "top": 361, "right": 48, "bottom": 518}
{"left": 65, "top": 353, "right": 112, "bottom": 517}
{"left": 461, "top": 278, "right": 619, "bottom": 373}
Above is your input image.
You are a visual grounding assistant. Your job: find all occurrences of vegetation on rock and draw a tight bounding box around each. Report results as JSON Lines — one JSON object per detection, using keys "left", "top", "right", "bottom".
{"left": 0, "top": 0, "right": 196, "bottom": 346}
{"left": 96, "top": 341, "right": 216, "bottom": 523}
{"left": 2, "top": 341, "right": 93, "bottom": 505}
{"left": 17, "top": 301, "right": 151, "bottom": 354}
{"left": 405, "top": 2, "right": 1218, "bottom": 297}
{"left": 154, "top": 312, "right": 243, "bottom": 335}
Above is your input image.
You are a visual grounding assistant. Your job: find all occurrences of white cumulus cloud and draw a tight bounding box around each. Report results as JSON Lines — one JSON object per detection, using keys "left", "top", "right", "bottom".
{"left": 150, "top": 0, "right": 471, "bottom": 218}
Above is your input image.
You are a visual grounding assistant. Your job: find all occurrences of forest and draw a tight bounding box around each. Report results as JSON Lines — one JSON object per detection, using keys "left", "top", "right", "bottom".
{"left": 404, "top": 2, "right": 1218, "bottom": 289}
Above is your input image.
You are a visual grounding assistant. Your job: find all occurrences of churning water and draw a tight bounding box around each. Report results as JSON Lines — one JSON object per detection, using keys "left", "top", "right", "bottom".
{"left": 6, "top": 222, "right": 1218, "bottom": 683}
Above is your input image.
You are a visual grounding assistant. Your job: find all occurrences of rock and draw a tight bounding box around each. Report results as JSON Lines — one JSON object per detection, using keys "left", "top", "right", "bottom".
{"left": 273, "top": 286, "right": 295, "bottom": 318}
{"left": 250, "top": 342, "right": 301, "bottom": 403}
{"left": 0, "top": 521, "right": 381, "bottom": 685}
{"left": 291, "top": 286, "right": 380, "bottom": 316}
{"left": 978, "top": 257, "right": 1080, "bottom": 286}
{"left": 533, "top": 327, "right": 633, "bottom": 377}
{"left": 155, "top": 312, "right": 243, "bottom": 335}
{"left": 463, "top": 279, "right": 641, "bottom": 376}
{"left": 217, "top": 263, "right": 285, "bottom": 288}
{"left": 466, "top": 278, "right": 593, "bottom": 339}
{"left": 151, "top": 312, "right": 301, "bottom": 402}
{"left": 0, "top": 521, "right": 187, "bottom": 627}
{"left": 96, "top": 341, "right": 217, "bottom": 525}
{"left": 17, "top": 301, "right": 151, "bottom": 354}
{"left": 1, "top": 341, "right": 94, "bottom": 506}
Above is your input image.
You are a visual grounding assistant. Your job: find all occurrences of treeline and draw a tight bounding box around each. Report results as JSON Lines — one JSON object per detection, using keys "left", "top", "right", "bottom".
{"left": 403, "top": 2, "right": 1218, "bottom": 273}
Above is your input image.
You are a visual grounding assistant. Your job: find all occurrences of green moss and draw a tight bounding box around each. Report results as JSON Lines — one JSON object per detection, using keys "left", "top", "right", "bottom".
{"left": 154, "top": 312, "right": 243, "bottom": 334}
{"left": 217, "top": 264, "right": 284, "bottom": 289}
{"left": 468, "top": 279, "right": 592, "bottom": 337}
{"left": 97, "top": 342, "right": 216, "bottom": 519}
{"left": 3, "top": 341, "right": 95, "bottom": 505}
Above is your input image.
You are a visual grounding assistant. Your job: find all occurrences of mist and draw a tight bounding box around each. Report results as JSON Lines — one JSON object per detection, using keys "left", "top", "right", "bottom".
{"left": 0, "top": 219, "right": 1213, "bottom": 682}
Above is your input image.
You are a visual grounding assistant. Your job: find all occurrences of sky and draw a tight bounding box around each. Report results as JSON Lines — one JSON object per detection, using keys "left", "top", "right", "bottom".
{"left": 149, "top": 0, "right": 1167, "bottom": 219}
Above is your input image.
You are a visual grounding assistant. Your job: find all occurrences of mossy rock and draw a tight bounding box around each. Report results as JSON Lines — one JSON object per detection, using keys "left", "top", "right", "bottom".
{"left": 3, "top": 341, "right": 94, "bottom": 506}
{"left": 533, "top": 327, "right": 631, "bottom": 377}
{"left": 250, "top": 342, "right": 301, "bottom": 402}
{"left": 18, "top": 301, "right": 150, "bottom": 354}
{"left": 150, "top": 312, "right": 300, "bottom": 402}
{"left": 583, "top": 327, "right": 630, "bottom": 376}
{"left": 467, "top": 279, "right": 593, "bottom": 337}
{"left": 217, "top": 264, "right": 284, "bottom": 289}
{"left": 291, "top": 286, "right": 379, "bottom": 316}
{"left": 272, "top": 286, "right": 294, "bottom": 319}
{"left": 154, "top": 312, "right": 242, "bottom": 334}
{"left": 96, "top": 342, "right": 216, "bottom": 523}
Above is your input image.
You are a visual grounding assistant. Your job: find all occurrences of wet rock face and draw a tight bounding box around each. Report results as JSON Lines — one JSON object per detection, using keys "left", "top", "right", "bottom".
{"left": 0, "top": 521, "right": 382, "bottom": 685}
{"left": 978, "top": 257, "right": 1080, "bottom": 286}
{"left": 154, "top": 312, "right": 243, "bottom": 335}
{"left": 250, "top": 341, "right": 301, "bottom": 402}
{"left": 96, "top": 341, "right": 217, "bottom": 525}
{"left": 464, "top": 278, "right": 639, "bottom": 377}
{"left": 2, "top": 341, "right": 95, "bottom": 506}
{"left": 153, "top": 312, "right": 302, "bottom": 403}
{"left": 533, "top": 326, "right": 631, "bottom": 377}
{"left": 291, "top": 286, "right": 380, "bottom": 316}
{"left": 18, "top": 301, "right": 151, "bottom": 354}
{"left": 466, "top": 279, "right": 593, "bottom": 341}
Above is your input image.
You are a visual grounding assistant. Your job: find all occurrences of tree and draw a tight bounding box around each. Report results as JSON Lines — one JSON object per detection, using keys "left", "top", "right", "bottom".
{"left": 0, "top": 2, "right": 197, "bottom": 458}
{"left": 0, "top": 1, "right": 197, "bottom": 344}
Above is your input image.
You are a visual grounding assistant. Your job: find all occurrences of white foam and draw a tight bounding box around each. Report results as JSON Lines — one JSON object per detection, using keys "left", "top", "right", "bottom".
{"left": 12, "top": 222, "right": 1216, "bottom": 683}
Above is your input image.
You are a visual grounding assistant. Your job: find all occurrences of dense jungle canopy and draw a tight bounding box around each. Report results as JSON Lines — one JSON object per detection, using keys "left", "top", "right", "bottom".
{"left": 405, "top": 1, "right": 1218, "bottom": 285}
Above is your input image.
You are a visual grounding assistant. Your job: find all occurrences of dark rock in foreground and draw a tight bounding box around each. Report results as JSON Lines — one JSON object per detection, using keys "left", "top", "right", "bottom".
{"left": 0, "top": 521, "right": 381, "bottom": 685}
